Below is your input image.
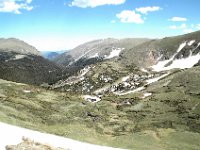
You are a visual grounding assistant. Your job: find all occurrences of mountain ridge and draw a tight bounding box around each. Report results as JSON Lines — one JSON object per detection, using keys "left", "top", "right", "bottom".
{"left": 120, "top": 30, "right": 200, "bottom": 67}
{"left": 53, "top": 38, "right": 150, "bottom": 67}
{"left": 0, "top": 38, "right": 66, "bottom": 85}
{"left": 0, "top": 38, "right": 40, "bottom": 56}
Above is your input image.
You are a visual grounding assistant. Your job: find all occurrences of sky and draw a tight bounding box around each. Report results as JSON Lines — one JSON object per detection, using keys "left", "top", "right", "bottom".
{"left": 0, "top": 0, "right": 200, "bottom": 51}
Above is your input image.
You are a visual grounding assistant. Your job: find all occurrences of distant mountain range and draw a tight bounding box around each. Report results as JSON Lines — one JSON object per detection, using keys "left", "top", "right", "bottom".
{"left": 1, "top": 31, "right": 200, "bottom": 86}
{"left": 53, "top": 38, "right": 149, "bottom": 67}
{"left": 0, "top": 38, "right": 40, "bottom": 56}
{"left": 41, "top": 50, "right": 66, "bottom": 60}
{"left": 53, "top": 31, "right": 200, "bottom": 69}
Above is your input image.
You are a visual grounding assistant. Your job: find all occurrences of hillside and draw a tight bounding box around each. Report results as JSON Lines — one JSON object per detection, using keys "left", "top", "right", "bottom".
{"left": 52, "top": 31, "right": 200, "bottom": 96}
{"left": 120, "top": 30, "right": 200, "bottom": 67}
{"left": 0, "top": 66, "right": 200, "bottom": 149}
{"left": 0, "top": 38, "right": 66, "bottom": 85}
{"left": 0, "top": 31, "right": 200, "bottom": 149}
{"left": 0, "top": 38, "right": 40, "bottom": 56}
{"left": 53, "top": 38, "right": 150, "bottom": 67}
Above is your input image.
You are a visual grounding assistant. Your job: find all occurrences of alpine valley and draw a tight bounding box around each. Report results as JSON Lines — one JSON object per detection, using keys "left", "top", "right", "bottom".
{"left": 0, "top": 31, "right": 200, "bottom": 150}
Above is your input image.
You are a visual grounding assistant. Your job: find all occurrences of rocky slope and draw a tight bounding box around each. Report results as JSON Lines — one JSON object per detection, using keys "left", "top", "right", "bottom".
{"left": 120, "top": 30, "right": 200, "bottom": 68}
{"left": 52, "top": 31, "right": 200, "bottom": 94}
{"left": 54, "top": 38, "right": 150, "bottom": 67}
{"left": 54, "top": 31, "right": 200, "bottom": 71}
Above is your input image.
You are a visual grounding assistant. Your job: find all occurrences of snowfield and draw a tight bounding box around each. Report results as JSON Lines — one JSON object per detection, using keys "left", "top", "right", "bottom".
{"left": 151, "top": 42, "right": 200, "bottom": 71}
{"left": 188, "top": 40, "right": 195, "bottom": 46}
{"left": 105, "top": 48, "right": 124, "bottom": 59}
{"left": 0, "top": 122, "right": 123, "bottom": 150}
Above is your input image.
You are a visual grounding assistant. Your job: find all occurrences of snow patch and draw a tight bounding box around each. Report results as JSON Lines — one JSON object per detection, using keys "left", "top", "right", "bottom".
{"left": 177, "top": 42, "right": 187, "bottom": 52}
{"left": 114, "top": 72, "right": 170, "bottom": 96}
{"left": 105, "top": 48, "right": 124, "bottom": 59}
{"left": 23, "top": 90, "right": 31, "bottom": 93}
{"left": 164, "top": 54, "right": 200, "bottom": 70}
{"left": 6, "top": 55, "right": 27, "bottom": 62}
{"left": 80, "top": 66, "right": 90, "bottom": 77}
{"left": 141, "top": 68, "right": 148, "bottom": 73}
{"left": 116, "top": 87, "right": 145, "bottom": 96}
{"left": 0, "top": 122, "right": 121, "bottom": 150}
{"left": 151, "top": 41, "right": 198, "bottom": 72}
{"left": 121, "top": 76, "right": 130, "bottom": 82}
{"left": 89, "top": 53, "right": 99, "bottom": 58}
{"left": 146, "top": 73, "right": 169, "bottom": 84}
{"left": 13, "top": 55, "right": 26, "bottom": 60}
{"left": 94, "top": 85, "right": 110, "bottom": 95}
{"left": 141, "top": 93, "right": 152, "bottom": 99}
{"left": 156, "top": 54, "right": 163, "bottom": 61}
{"left": 123, "top": 82, "right": 131, "bottom": 87}
{"left": 82, "top": 95, "right": 101, "bottom": 103}
{"left": 188, "top": 40, "right": 195, "bottom": 46}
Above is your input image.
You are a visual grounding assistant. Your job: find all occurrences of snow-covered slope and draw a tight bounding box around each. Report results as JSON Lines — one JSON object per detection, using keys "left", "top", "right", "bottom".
{"left": 151, "top": 41, "right": 200, "bottom": 71}
{"left": 0, "top": 122, "right": 122, "bottom": 150}
{"left": 120, "top": 30, "right": 200, "bottom": 68}
{"left": 105, "top": 48, "right": 124, "bottom": 59}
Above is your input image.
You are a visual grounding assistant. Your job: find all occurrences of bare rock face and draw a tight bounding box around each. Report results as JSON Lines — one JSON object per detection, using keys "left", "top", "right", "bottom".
{"left": 5, "top": 137, "right": 68, "bottom": 150}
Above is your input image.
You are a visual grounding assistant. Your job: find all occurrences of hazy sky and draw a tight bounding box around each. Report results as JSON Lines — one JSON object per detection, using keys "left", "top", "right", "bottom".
{"left": 0, "top": 0, "right": 200, "bottom": 51}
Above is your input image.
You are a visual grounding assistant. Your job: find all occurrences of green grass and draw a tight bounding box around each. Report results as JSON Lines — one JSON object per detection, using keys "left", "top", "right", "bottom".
{"left": 0, "top": 65, "right": 200, "bottom": 150}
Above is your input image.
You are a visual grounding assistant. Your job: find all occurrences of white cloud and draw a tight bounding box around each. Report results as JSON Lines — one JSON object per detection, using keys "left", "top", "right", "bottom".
{"left": 170, "top": 17, "right": 187, "bottom": 22}
{"left": 70, "top": 0, "right": 126, "bottom": 8}
{"left": 0, "top": 0, "right": 33, "bottom": 14}
{"left": 169, "top": 23, "right": 187, "bottom": 30}
{"left": 116, "top": 10, "right": 144, "bottom": 24}
{"left": 136, "top": 6, "right": 161, "bottom": 14}
{"left": 183, "top": 29, "right": 193, "bottom": 33}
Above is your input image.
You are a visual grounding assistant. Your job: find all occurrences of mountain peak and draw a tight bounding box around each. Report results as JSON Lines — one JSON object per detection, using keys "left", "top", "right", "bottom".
{"left": 0, "top": 38, "right": 40, "bottom": 56}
